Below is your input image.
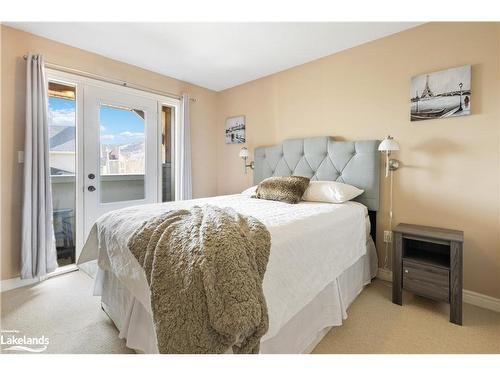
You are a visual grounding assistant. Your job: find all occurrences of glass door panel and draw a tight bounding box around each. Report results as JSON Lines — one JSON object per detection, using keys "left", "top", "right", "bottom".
{"left": 48, "top": 81, "right": 77, "bottom": 266}
{"left": 161, "top": 105, "right": 175, "bottom": 202}
{"left": 83, "top": 85, "right": 158, "bottom": 238}
{"left": 99, "top": 104, "right": 146, "bottom": 203}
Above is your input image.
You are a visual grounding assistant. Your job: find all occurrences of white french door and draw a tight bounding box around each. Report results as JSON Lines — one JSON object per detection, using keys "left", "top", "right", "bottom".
{"left": 83, "top": 85, "right": 158, "bottom": 239}
{"left": 46, "top": 68, "right": 180, "bottom": 262}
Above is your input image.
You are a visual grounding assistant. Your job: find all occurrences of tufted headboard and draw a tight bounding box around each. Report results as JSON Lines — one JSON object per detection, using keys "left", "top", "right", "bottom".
{"left": 253, "top": 136, "right": 381, "bottom": 211}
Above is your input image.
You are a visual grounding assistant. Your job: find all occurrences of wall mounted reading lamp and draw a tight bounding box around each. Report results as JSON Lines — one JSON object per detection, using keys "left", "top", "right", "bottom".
{"left": 239, "top": 147, "right": 255, "bottom": 174}
{"left": 378, "top": 135, "right": 400, "bottom": 178}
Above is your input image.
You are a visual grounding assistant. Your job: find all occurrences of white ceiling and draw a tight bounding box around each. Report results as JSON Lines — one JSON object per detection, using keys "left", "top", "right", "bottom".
{"left": 7, "top": 22, "right": 422, "bottom": 91}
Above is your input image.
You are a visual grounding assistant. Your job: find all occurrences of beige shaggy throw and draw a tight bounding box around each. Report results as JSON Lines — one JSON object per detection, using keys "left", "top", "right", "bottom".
{"left": 128, "top": 205, "right": 271, "bottom": 354}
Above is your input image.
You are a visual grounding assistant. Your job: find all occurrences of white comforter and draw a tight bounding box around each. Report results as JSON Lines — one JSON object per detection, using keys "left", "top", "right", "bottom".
{"left": 78, "top": 194, "right": 368, "bottom": 341}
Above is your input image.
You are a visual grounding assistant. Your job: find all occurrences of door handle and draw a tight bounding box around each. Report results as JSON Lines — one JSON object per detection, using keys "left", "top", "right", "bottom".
{"left": 88, "top": 173, "right": 95, "bottom": 179}
{"left": 88, "top": 186, "right": 96, "bottom": 192}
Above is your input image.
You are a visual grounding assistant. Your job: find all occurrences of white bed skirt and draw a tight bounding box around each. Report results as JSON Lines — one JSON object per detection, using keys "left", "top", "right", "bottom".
{"left": 94, "top": 238, "right": 378, "bottom": 354}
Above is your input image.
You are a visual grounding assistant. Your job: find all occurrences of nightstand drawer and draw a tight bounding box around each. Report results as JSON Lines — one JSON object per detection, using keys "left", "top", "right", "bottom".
{"left": 403, "top": 260, "right": 449, "bottom": 302}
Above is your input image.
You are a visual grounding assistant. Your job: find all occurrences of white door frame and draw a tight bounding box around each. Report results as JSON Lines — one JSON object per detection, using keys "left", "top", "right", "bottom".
{"left": 45, "top": 68, "right": 181, "bottom": 261}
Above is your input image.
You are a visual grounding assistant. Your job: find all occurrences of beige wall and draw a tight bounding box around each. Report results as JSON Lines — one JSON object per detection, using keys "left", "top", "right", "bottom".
{"left": 0, "top": 25, "right": 218, "bottom": 280}
{"left": 2, "top": 23, "right": 499, "bottom": 300}
{"left": 217, "top": 22, "right": 500, "bottom": 299}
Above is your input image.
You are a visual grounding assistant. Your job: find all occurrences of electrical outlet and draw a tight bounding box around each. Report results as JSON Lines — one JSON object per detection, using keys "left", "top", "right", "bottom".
{"left": 383, "top": 230, "right": 393, "bottom": 243}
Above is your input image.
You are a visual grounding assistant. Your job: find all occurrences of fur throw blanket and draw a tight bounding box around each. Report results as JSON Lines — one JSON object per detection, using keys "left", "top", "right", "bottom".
{"left": 128, "top": 205, "right": 271, "bottom": 354}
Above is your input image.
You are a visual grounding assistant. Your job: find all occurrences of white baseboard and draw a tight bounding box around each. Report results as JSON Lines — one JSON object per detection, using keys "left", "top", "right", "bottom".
{"left": 376, "top": 267, "right": 393, "bottom": 282}
{"left": 1, "top": 265, "right": 78, "bottom": 293}
{"left": 376, "top": 268, "right": 500, "bottom": 313}
{"left": 462, "top": 289, "right": 500, "bottom": 313}
{"left": 0, "top": 276, "right": 42, "bottom": 292}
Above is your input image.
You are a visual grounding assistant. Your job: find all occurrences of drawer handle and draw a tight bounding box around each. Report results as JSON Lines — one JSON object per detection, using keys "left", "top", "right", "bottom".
{"left": 404, "top": 269, "right": 409, "bottom": 274}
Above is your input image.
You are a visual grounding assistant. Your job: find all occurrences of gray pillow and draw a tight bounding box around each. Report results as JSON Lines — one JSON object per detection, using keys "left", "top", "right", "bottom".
{"left": 253, "top": 176, "right": 310, "bottom": 204}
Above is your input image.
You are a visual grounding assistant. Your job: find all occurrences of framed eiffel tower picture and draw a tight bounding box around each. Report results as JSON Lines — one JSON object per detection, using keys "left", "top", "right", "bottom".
{"left": 410, "top": 65, "right": 471, "bottom": 122}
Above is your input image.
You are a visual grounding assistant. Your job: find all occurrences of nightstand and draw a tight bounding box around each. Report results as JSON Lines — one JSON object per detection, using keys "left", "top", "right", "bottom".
{"left": 392, "top": 223, "right": 464, "bottom": 325}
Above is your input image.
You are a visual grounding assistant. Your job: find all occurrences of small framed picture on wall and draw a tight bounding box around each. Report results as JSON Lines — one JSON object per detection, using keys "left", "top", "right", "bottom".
{"left": 225, "top": 115, "right": 245, "bottom": 144}
{"left": 410, "top": 65, "right": 471, "bottom": 122}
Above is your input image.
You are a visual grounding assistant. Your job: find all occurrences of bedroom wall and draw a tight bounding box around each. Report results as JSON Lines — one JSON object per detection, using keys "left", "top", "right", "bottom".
{"left": 216, "top": 22, "right": 500, "bottom": 299}
{"left": 0, "top": 25, "right": 218, "bottom": 280}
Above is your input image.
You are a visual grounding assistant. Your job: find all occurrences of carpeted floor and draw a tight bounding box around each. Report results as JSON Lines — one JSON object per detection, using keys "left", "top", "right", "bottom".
{"left": 1, "top": 271, "right": 499, "bottom": 354}
{"left": 1, "top": 270, "right": 134, "bottom": 354}
{"left": 313, "top": 280, "right": 500, "bottom": 354}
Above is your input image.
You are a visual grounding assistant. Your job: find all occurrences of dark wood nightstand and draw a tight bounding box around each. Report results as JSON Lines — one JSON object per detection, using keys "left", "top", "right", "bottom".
{"left": 392, "top": 223, "right": 464, "bottom": 325}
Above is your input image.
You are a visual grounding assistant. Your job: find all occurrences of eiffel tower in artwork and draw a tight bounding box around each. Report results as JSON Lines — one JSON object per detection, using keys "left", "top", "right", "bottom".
{"left": 420, "top": 75, "right": 434, "bottom": 98}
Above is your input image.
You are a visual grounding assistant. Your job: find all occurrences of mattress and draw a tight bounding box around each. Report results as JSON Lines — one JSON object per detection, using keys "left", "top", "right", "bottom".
{"left": 78, "top": 194, "right": 376, "bottom": 353}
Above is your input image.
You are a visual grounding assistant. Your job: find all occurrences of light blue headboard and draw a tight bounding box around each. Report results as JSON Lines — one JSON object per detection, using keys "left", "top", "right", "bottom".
{"left": 253, "top": 136, "right": 381, "bottom": 211}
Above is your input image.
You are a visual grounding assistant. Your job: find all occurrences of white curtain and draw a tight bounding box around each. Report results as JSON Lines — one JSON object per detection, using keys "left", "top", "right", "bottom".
{"left": 21, "top": 53, "right": 58, "bottom": 279}
{"left": 175, "top": 93, "right": 192, "bottom": 200}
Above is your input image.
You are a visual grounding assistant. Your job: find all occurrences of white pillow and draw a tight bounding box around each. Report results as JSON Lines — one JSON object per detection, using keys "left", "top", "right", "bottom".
{"left": 241, "top": 185, "right": 258, "bottom": 196}
{"left": 302, "top": 181, "right": 364, "bottom": 204}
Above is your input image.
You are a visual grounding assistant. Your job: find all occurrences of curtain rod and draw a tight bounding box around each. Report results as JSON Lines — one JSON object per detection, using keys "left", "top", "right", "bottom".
{"left": 23, "top": 54, "right": 196, "bottom": 102}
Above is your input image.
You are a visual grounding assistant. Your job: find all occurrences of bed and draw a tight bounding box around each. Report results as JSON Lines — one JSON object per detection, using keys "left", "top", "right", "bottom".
{"left": 78, "top": 136, "right": 381, "bottom": 354}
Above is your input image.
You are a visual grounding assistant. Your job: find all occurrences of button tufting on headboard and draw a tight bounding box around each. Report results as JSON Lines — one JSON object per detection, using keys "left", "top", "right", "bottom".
{"left": 253, "top": 136, "right": 381, "bottom": 211}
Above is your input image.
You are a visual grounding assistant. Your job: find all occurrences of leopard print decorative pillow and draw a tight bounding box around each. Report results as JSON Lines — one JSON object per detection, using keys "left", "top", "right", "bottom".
{"left": 253, "top": 176, "right": 310, "bottom": 204}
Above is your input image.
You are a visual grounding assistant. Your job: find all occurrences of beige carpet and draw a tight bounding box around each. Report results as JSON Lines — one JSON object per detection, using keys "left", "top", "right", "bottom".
{"left": 1, "top": 271, "right": 499, "bottom": 354}
{"left": 1, "top": 271, "right": 134, "bottom": 354}
{"left": 313, "top": 281, "right": 500, "bottom": 354}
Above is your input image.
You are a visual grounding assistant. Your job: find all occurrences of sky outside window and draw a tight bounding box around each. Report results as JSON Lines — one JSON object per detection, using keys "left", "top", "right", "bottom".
{"left": 99, "top": 106, "right": 145, "bottom": 145}
{"left": 49, "top": 96, "right": 76, "bottom": 175}
{"left": 99, "top": 105, "right": 145, "bottom": 176}
{"left": 49, "top": 98, "right": 146, "bottom": 147}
